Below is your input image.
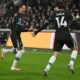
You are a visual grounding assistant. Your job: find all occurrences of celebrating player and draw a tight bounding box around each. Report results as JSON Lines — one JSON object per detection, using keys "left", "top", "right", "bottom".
{"left": 33, "top": 1, "right": 78, "bottom": 76}
{"left": 10, "top": 3, "right": 34, "bottom": 71}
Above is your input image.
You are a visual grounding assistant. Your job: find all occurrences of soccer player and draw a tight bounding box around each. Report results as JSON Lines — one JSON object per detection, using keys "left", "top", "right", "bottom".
{"left": 0, "top": 32, "right": 9, "bottom": 59}
{"left": 0, "top": 31, "right": 15, "bottom": 59}
{"left": 0, "top": 30, "right": 18, "bottom": 59}
{"left": 33, "top": 2, "right": 78, "bottom": 76}
{"left": 0, "top": 47, "right": 17, "bottom": 59}
{"left": 10, "top": 3, "right": 34, "bottom": 71}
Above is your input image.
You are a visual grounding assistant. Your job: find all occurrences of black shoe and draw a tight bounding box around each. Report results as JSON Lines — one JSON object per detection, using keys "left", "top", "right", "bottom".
{"left": 43, "top": 70, "right": 48, "bottom": 77}
{"left": 68, "top": 64, "right": 74, "bottom": 74}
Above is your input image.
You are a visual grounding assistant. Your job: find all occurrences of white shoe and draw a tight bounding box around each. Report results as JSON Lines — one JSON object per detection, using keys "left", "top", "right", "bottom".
{"left": 68, "top": 64, "right": 74, "bottom": 74}
{"left": 11, "top": 67, "right": 22, "bottom": 71}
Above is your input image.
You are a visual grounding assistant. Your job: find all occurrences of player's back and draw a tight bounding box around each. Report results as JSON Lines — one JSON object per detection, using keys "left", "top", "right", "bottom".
{"left": 52, "top": 9, "right": 73, "bottom": 32}
{"left": 52, "top": 9, "right": 74, "bottom": 42}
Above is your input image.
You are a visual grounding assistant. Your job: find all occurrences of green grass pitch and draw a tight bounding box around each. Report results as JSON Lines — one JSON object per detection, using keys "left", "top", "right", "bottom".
{"left": 0, "top": 48, "right": 80, "bottom": 80}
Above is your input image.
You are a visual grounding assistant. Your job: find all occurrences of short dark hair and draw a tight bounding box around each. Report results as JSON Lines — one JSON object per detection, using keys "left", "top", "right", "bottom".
{"left": 56, "top": 1, "right": 65, "bottom": 9}
{"left": 18, "top": 3, "right": 26, "bottom": 8}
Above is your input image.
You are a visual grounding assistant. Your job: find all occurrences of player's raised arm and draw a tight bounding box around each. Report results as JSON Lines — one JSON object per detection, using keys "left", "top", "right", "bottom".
{"left": 33, "top": 14, "right": 54, "bottom": 36}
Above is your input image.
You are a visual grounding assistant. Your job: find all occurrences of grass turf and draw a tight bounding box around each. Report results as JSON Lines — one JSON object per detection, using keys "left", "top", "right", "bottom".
{"left": 0, "top": 49, "right": 80, "bottom": 80}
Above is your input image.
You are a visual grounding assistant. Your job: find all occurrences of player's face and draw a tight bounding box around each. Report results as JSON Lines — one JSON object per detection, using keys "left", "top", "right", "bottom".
{"left": 20, "top": 5, "right": 26, "bottom": 14}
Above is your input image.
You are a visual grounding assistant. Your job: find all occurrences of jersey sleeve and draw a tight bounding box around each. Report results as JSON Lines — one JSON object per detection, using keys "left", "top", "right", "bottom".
{"left": 66, "top": 10, "right": 74, "bottom": 28}
{"left": 66, "top": 10, "right": 73, "bottom": 20}
{"left": 35, "top": 13, "right": 55, "bottom": 34}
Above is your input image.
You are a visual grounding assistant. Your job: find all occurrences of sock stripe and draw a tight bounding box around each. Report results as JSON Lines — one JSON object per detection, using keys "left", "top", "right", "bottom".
{"left": 15, "top": 57, "right": 20, "bottom": 61}
{"left": 48, "top": 62, "right": 52, "bottom": 67}
{"left": 71, "top": 58, "right": 75, "bottom": 61}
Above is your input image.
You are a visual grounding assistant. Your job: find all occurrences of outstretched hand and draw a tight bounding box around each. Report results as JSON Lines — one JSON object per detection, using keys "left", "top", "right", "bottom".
{"left": 32, "top": 29, "right": 38, "bottom": 37}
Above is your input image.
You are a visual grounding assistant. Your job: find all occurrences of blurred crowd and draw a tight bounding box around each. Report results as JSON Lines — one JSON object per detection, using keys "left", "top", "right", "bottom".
{"left": 0, "top": 0, "right": 80, "bottom": 29}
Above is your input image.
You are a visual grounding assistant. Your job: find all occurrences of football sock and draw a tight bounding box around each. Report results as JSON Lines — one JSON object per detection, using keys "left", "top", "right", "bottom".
{"left": 16, "top": 50, "right": 24, "bottom": 58}
{"left": 45, "top": 56, "right": 56, "bottom": 71}
{"left": 11, "top": 50, "right": 24, "bottom": 68}
{"left": 2, "top": 48, "right": 13, "bottom": 54}
{"left": 11, "top": 60, "right": 17, "bottom": 68}
{"left": 69, "top": 50, "right": 77, "bottom": 65}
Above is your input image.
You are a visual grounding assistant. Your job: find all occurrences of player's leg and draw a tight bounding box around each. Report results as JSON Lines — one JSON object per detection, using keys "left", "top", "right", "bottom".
{"left": 0, "top": 31, "right": 18, "bottom": 59}
{"left": 44, "top": 51, "right": 60, "bottom": 76}
{"left": 10, "top": 31, "right": 18, "bottom": 53}
{"left": 66, "top": 33, "right": 78, "bottom": 74}
{"left": 0, "top": 32, "right": 9, "bottom": 59}
{"left": 11, "top": 33, "right": 25, "bottom": 71}
{"left": 68, "top": 48, "right": 77, "bottom": 74}
{"left": 0, "top": 32, "right": 18, "bottom": 59}
{"left": 0, "top": 45, "right": 4, "bottom": 59}
{"left": 1, "top": 47, "right": 17, "bottom": 55}
{"left": 43, "top": 35, "right": 63, "bottom": 76}
{"left": 16, "top": 32, "right": 25, "bottom": 53}
{"left": 11, "top": 49, "right": 24, "bottom": 71}
{"left": 1, "top": 48, "right": 12, "bottom": 55}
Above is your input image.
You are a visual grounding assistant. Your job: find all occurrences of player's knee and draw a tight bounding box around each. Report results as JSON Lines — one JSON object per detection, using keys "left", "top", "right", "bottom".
{"left": 18, "top": 47, "right": 22, "bottom": 50}
{"left": 53, "top": 51, "right": 60, "bottom": 58}
{"left": 71, "top": 47, "right": 78, "bottom": 51}
{"left": 18, "top": 47, "right": 25, "bottom": 53}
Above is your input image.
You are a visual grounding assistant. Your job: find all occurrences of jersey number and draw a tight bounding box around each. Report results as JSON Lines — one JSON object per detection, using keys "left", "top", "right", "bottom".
{"left": 55, "top": 16, "right": 67, "bottom": 28}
